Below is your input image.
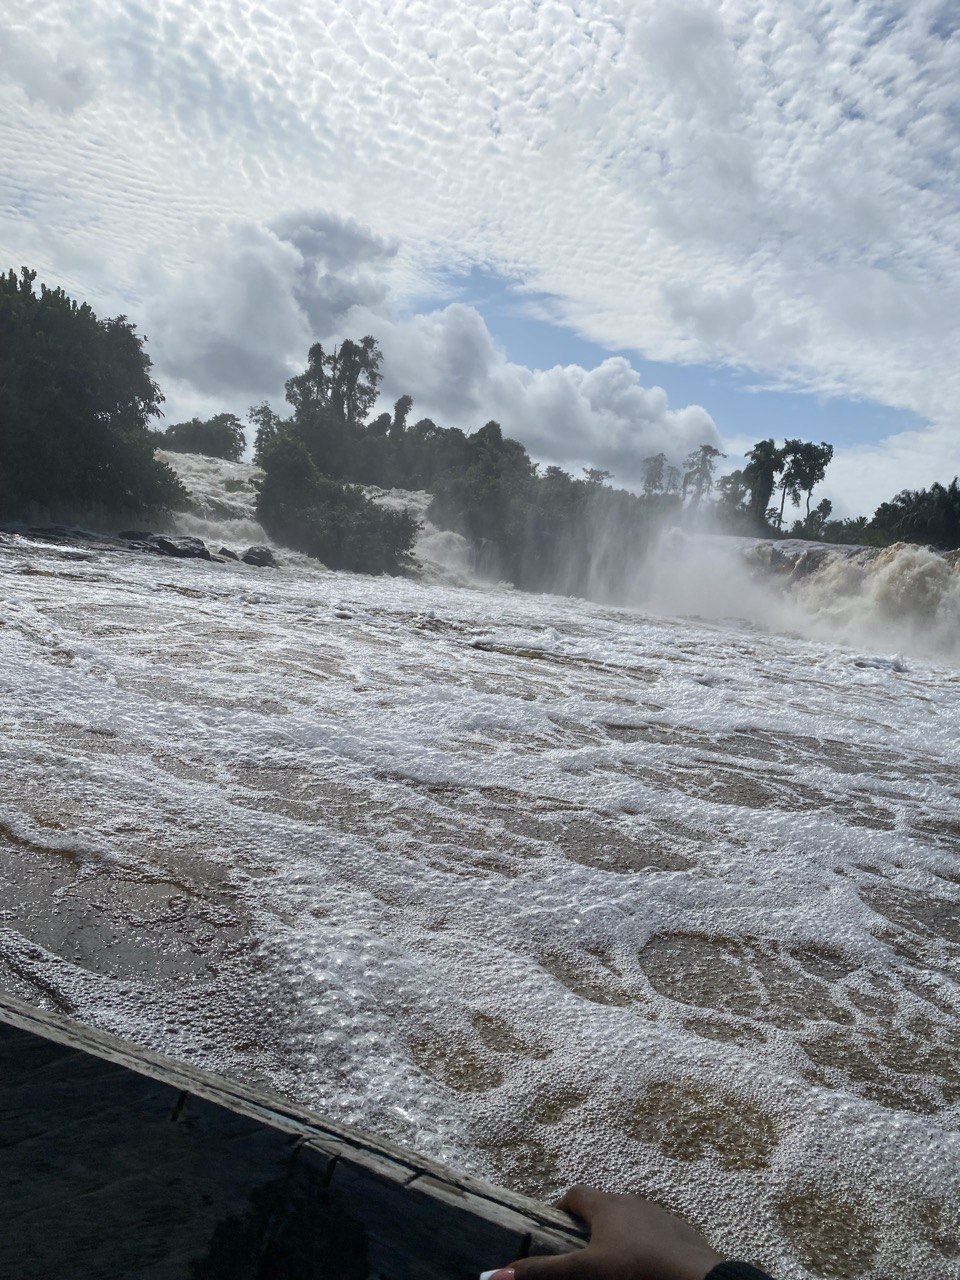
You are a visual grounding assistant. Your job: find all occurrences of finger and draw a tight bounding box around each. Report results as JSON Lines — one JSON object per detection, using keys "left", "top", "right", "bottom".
{"left": 554, "top": 1184, "right": 609, "bottom": 1224}
{"left": 481, "top": 1249, "right": 583, "bottom": 1280}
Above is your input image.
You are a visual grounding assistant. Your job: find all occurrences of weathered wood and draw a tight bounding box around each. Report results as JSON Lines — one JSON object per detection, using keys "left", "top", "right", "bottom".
{"left": 0, "top": 993, "right": 587, "bottom": 1278}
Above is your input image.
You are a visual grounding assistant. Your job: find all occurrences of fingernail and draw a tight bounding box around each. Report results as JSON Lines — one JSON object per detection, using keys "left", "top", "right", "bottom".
{"left": 480, "top": 1271, "right": 515, "bottom": 1280}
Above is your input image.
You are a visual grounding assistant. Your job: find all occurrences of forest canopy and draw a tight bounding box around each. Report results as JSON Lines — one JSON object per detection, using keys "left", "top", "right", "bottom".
{"left": 0, "top": 268, "right": 185, "bottom": 518}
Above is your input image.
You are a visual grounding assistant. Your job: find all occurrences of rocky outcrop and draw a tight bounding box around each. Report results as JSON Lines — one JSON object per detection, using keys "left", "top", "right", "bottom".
{"left": 151, "top": 535, "right": 212, "bottom": 560}
{"left": 241, "top": 544, "right": 277, "bottom": 567}
{"left": 115, "top": 530, "right": 278, "bottom": 566}
{"left": 4, "top": 523, "right": 281, "bottom": 569}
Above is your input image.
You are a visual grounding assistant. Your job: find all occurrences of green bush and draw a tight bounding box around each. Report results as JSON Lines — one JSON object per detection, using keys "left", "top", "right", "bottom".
{"left": 257, "top": 436, "right": 417, "bottom": 574}
{"left": 162, "top": 413, "right": 246, "bottom": 461}
{"left": 0, "top": 267, "right": 185, "bottom": 518}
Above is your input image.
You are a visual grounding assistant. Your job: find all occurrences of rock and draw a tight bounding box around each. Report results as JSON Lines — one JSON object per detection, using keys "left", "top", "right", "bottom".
{"left": 151, "top": 535, "right": 212, "bottom": 560}
{"left": 27, "top": 526, "right": 70, "bottom": 540}
{"left": 117, "top": 529, "right": 156, "bottom": 541}
{"left": 218, "top": 546, "right": 239, "bottom": 561}
{"left": 241, "top": 544, "right": 277, "bottom": 568}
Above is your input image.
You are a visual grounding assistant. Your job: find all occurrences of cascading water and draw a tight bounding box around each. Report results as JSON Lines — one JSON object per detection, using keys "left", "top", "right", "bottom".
{"left": 642, "top": 528, "right": 960, "bottom": 663}
{"left": 1, "top": 451, "right": 958, "bottom": 1279}
{"left": 159, "top": 451, "right": 476, "bottom": 583}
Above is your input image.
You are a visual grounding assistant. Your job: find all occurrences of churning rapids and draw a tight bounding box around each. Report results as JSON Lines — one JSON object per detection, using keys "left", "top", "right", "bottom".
{"left": 1, "top": 452, "right": 959, "bottom": 1279}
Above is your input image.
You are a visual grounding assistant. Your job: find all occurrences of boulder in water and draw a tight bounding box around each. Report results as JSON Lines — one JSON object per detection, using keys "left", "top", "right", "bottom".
{"left": 117, "top": 529, "right": 157, "bottom": 542}
{"left": 151, "top": 535, "right": 212, "bottom": 560}
{"left": 241, "top": 544, "right": 277, "bottom": 568}
{"left": 218, "top": 546, "right": 239, "bottom": 561}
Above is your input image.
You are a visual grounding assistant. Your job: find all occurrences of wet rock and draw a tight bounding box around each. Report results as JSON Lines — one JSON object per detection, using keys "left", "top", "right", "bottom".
{"left": 241, "top": 545, "right": 277, "bottom": 568}
{"left": 27, "top": 526, "right": 70, "bottom": 541}
{"left": 151, "top": 535, "right": 212, "bottom": 560}
{"left": 218, "top": 546, "right": 239, "bottom": 561}
{"left": 118, "top": 530, "right": 211, "bottom": 560}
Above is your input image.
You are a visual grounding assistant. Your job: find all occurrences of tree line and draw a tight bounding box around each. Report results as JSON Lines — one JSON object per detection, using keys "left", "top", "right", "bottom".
{"left": 3, "top": 267, "right": 958, "bottom": 580}
{"left": 240, "top": 339, "right": 847, "bottom": 588}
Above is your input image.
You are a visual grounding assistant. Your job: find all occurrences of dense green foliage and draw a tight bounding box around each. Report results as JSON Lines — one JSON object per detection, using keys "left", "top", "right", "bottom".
{"left": 869, "top": 478, "right": 960, "bottom": 551}
{"left": 0, "top": 268, "right": 185, "bottom": 518}
{"left": 163, "top": 413, "right": 245, "bottom": 461}
{"left": 252, "top": 340, "right": 418, "bottom": 574}
{"left": 257, "top": 435, "right": 417, "bottom": 574}
{"left": 255, "top": 339, "right": 696, "bottom": 591}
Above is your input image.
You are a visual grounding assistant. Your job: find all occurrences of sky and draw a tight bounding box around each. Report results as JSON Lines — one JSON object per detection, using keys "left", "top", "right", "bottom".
{"left": 2, "top": 1, "right": 959, "bottom": 516}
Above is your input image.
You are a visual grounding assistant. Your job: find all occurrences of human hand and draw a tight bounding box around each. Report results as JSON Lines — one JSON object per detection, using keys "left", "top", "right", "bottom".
{"left": 480, "top": 1185, "right": 724, "bottom": 1280}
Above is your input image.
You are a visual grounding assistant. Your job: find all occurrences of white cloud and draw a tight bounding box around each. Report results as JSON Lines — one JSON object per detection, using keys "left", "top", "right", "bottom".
{"left": 1, "top": 0, "right": 959, "bottom": 502}
{"left": 0, "top": 20, "right": 94, "bottom": 113}
{"left": 140, "top": 210, "right": 396, "bottom": 408}
{"left": 362, "top": 301, "right": 721, "bottom": 480}
{"left": 822, "top": 422, "right": 960, "bottom": 519}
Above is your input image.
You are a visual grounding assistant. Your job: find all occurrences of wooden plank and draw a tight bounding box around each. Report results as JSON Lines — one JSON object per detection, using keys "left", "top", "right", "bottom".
{"left": 0, "top": 992, "right": 588, "bottom": 1277}
{"left": 0, "top": 1021, "right": 303, "bottom": 1279}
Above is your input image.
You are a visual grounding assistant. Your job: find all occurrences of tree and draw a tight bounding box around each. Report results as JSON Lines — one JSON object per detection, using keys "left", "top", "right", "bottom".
{"left": 327, "top": 336, "right": 382, "bottom": 425}
{"left": 682, "top": 444, "right": 725, "bottom": 512}
{"left": 281, "top": 336, "right": 385, "bottom": 479}
{"left": 0, "top": 266, "right": 185, "bottom": 517}
{"left": 742, "top": 439, "right": 783, "bottom": 529}
{"left": 249, "top": 402, "right": 283, "bottom": 464}
{"left": 390, "top": 394, "right": 413, "bottom": 441}
{"left": 641, "top": 453, "right": 667, "bottom": 497}
{"left": 284, "top": 342, "right": 331, "bottom": 418}
{"left": 774, "top": 439, "right": 805, "bottom": 529}
{"left": 792, "top": 441, "right": 834, "bottom": 518}
{"left": 163, "top": 413, "right": 245, "bottom": 461}
{"left": 789, "top": 497, "right": 833, "bottom": 540}
{"left": 773, "top": 439, "right": 833, "bottom": 528}
{"left": 716, "top": 468, "right": 749, "bottom": 515}
{"left": 237, "top": 337, "right": 708, "bottom": 594}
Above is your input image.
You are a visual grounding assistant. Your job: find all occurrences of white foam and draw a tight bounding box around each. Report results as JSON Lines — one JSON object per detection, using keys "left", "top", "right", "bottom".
{"left": 1, "top": 460, "right": 959, "bottom": 1276}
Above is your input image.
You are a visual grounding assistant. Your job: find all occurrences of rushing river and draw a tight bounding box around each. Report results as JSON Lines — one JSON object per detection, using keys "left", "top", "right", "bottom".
{"left": 1, "top": 455, "right": 959, "bottom": 1279}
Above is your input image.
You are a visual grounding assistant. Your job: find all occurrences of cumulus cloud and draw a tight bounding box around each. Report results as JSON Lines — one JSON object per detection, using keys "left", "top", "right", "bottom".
{"left": 143, "top": 210, "right": 720, "bottom": 479}
{"left": 141, "top": 210, "right": 396, "bottom": 400}
{"left": 364, "top": 302, "right": 720, "bottom": 481}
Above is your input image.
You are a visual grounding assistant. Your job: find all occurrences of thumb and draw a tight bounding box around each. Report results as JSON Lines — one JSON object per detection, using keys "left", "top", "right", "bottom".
{"left": 481, "top": 1250, "right": 582, "bottom": 1280}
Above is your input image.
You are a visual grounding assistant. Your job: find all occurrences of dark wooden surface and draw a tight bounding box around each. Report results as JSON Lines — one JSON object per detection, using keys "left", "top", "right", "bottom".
{"left": 0, "top": 994, "right": 586, "bottom": 1279}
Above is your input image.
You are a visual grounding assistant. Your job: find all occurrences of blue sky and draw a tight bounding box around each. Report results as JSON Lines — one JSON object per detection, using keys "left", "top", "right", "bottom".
{"left": 432, "top": 266, "right": 927, "bottom": 461}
